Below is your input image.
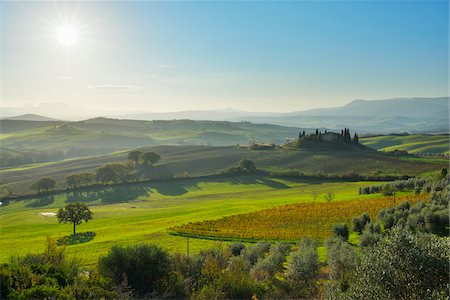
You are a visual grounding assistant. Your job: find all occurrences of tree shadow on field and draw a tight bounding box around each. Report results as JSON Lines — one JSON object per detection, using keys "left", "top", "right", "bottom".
{"left": 66, "top": 191, "right": 99, "bottom": 203}
{"left": 212, "top": 174, "right": 291, "bottom": 189}
{"left": 98, "top": 186, "right": 148, "bottom": 204}
{"left": 57, "top": 231, "right": 96, "bottom": 246}
{"left": 152, "top": 181, "right": 193, "bottom": 196}
{"left": 26, "top": 196, "right": 55, "bottom": 208}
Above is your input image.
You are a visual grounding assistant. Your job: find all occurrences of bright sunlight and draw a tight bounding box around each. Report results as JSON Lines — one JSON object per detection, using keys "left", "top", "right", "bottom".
{"left": 55, "top": 24, "right": 79, "bottom": 47}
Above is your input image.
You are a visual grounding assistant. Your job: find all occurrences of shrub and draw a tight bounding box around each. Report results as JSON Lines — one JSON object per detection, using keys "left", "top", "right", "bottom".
{"left": 229, "top": 243, "right": 245, "bottom": 256}
{"left": 352, "top": 212, "right": 371, "bottom": 233}
{"left": 98, "top": 244, "right": 171, "bottom": 297}
{"left": 344, "top": 227, "right": 450, "bottom": 299}
{"left": 242, "top": 242, "right": 271, "bottom": 270}
{"left": 325, "top": 237, "right": 357, "bottom": 293}
{"left": 332, "top": 223, "right": 349, "bottom": 241}
{"left": 285, "top": 238, "right": 319, "bottom": 297}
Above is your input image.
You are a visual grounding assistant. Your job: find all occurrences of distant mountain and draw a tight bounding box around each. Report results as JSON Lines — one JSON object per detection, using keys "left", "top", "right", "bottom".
{"left": 3, "top": 114, "right": 60, "bottom": 122}
{"left": 291, "top": 97, "right": 449, "bottom": 118}
{"left": 113, "top": 108, "right": 270, "bottom": 121}
{"left": 1, "top": 97, "right": 447, "bottom": 134}
{"left": 233, "top": 97, "right": 449, "bottom": 134}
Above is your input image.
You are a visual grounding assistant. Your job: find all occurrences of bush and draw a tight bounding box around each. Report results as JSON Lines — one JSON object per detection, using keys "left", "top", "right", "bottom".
{"left": 285, "top": 238, "right": 319, "bottom": 297}
{"left": 332, "top": 223, "right": 349, "bottom": 241}
{"left": 325, "top": 238, "right": 357, "bottom": 294}
{"left": 352, "top": 212, "right": 371, "bottom": 233}
{"left": 241, "top": 242, "right": 271, "bottom": 270}
{"left": 99, "top": 244, "right": 171, "bottom": 297}
{"left": 344, "top": 226, "right": 450, "bottom": 299}
{"left": 250, "top": 242, "right": 290, "bottom": 281}
{"left": 229, "top": 243, "right": 245, "bottom": 256}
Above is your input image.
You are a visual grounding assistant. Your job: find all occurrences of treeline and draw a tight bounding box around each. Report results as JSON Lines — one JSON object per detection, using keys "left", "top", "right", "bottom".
{"left": 0, "top": 147, "right": 118, "bottom": 168}
{"left": 26, "top": 150, "right": 161, "bottom": 193}
{"left": 269, "top": 169, "right": 410, "bottom": 181}
{"left": 359, "top": 168, "right": 447, "bottom": 195}
{"left": 1, "top": 187, "right": 448, "bottom": 299}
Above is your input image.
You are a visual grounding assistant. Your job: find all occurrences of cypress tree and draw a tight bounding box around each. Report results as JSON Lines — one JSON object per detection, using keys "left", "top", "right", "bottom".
{"left": 353, "top": 133, "right": 359, "bottom": 144}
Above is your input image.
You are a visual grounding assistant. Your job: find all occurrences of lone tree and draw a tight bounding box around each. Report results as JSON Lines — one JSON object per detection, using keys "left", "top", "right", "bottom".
{"left": 140, "top": 152, "right": 161, "bottom": 166}
{"left": 238, "top": 158, "right": 256, "bottom": 173}
{"left": 57, "top": 202, "right": 93, "bottom": 235}
{"left": 31, "top": 177, "right": 56, "bottom": 192}
{"left": 324, "top": 191, "right": 335, "bottom": 202}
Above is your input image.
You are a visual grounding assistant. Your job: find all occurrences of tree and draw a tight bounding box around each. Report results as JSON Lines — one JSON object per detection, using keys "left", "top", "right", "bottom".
{"left": 311, "top": 191, "right": 320, "bottom": 201}
{"left": 31, "top": 177, "right": 56, "bottom": 192}
{"left": 238, "top": 158, "right": 256, "bottom": 173}
{"left": 57, "top": 203, "right": 93, "bottom": 235}
{"left": 127, "top": 150, "right": 142, "bottom": 163}
{"left": 353, "top": 133, "right": 359, "bottom": 144}
{"left": 324, "top": 191, "right": 335, "bottom": 202}
{"left": 140, "top": 152, "right": 161, "bottom": 166}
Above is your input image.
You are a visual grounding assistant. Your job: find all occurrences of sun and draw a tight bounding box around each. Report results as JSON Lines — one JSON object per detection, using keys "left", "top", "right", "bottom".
{"left": 55, "top": 24, "right": 79, "bottom": 47}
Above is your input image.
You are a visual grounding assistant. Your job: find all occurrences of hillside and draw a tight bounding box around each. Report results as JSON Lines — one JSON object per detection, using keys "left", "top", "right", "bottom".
{"left": 1, "top": 144, "right": 446, "bottom": 195}
{"left": 361, "top": 134, "right": 449, "bottom": 155}
{"left": 2, "top": 114, "right": 60, "bottom": 121}
{"left": 0, "top": 118, "right": 303, "bottom": 150}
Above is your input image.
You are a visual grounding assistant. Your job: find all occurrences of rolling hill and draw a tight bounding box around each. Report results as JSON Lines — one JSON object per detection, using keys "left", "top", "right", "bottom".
{"left": 0, "top": 118, "right": 304, "bottom": 150}
{"left": 1, "top": 144, "right": 446, "bottom": 195}
{"left": 361, "top": 134, "right": 449, "bottom": 155}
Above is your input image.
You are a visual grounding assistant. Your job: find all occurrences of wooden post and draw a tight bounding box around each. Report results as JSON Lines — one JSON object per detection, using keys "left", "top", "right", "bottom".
{"left": 187, "top": 237, "right": 190, "bottom": 256}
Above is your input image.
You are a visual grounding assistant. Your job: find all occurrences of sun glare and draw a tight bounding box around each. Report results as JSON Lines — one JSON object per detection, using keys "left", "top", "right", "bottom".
{"left": 55, "top": 24, "right": 79, "bottom": 47}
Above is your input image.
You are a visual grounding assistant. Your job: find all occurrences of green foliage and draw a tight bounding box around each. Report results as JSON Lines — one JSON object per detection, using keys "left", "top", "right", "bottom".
{"left": 344, "top": 227, "right": 450, "bottom": 299}
{"left": 250, "top": 242, "right": 290, "bottom": 281}
{"left": 325, "top": 237, "right": 358, "bottom": 293}
{"left": 140, "top": 151, "right": 161, "bottom": 165}
{"left": 0, "top": 237, "right": 116, "bottom": 300}
{"left": 57, "top": 203, "right": 93, "bottom": 235}
{"left": 285, "top": 238, "right": 319, "bottom": 297}
{"left": 332, "top": 223, "right": 349, "bottom": 241}
{"left": 95, "top": 163, "right": 131, "bottom": 184}
{"left": 65, "top": 173, "right": 94, "bottom": 189}
{"left": 30, "top": 177, "right": 56, "bottom": 192}
{"left": 229, "top": 243, "right": 245, "bottom": 256}
{"left": 98, "top": 244, "right": 171, "bottom": 298}
{"left": 127, "top": 150, "right": 142, "bottom": 162}
{"left": 225, "top": 158, "right": 257, "bottom": 174}
{"left": 352, "top": 212, "right": 371, "bottom": 233}
{"left": 241, "top": 242, "right": 271, "bottom": 270}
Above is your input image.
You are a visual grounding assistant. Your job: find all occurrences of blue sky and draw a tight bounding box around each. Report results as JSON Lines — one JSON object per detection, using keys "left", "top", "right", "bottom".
{"left": 1, "top": 1, "right": 448, "bottom": 113}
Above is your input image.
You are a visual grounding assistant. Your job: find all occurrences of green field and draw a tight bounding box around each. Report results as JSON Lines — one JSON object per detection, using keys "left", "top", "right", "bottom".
{"left": 0, "top": 175, "right": 383, "bottom": 266}
{"left": 361, "top": 134, "right": 449, "bottom": 155}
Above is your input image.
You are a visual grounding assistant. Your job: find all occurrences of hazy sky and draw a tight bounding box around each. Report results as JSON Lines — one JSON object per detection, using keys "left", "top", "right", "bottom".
{"left": 1, "top": 1, "right": 448, "bottom": 113}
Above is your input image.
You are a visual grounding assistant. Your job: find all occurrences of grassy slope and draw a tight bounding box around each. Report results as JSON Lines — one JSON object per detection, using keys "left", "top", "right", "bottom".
{"left": 1, "top": 145, "right": 446, "bottom": 195}
{"left": 0, "top": 175, "right": 383, "bottom": 266}
{"left": 361, "top": 134, "right": 449, "bottom": 155}
{"left": 0, "top": 119, "right": 301, "bottom": 150}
